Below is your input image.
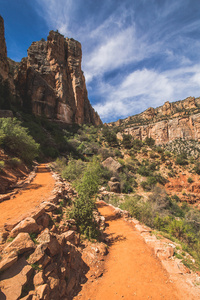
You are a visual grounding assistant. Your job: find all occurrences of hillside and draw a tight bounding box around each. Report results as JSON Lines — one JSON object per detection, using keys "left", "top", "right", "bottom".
{"left": 108, "top": 96, "right": 200, "bottom": 145}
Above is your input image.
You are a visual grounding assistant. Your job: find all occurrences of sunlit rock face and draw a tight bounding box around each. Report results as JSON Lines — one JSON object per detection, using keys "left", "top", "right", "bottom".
{"left": 15, "top": 30, "right": 102, "bottom": 125}
{"left": 111, "top": 97, "right": 200, "bottom": 145}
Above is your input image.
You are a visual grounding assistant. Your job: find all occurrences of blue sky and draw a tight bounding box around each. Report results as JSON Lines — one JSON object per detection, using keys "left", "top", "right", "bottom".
{"left": 1, "top": 0, "right": 200, "bottom": 123}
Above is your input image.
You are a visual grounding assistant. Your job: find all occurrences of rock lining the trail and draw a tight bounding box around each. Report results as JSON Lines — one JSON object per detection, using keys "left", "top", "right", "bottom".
{"left": 99, "top": 200, "right": 200, "bottom": 297}
{"left": 0, "top": 166, "right": 107, "bottom": 300}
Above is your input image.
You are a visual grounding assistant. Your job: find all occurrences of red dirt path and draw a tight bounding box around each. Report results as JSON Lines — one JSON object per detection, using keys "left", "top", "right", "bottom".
{"left": 0, "top": 164, "right": 55, "bottom": 228}
{"left": 75, "top": 202, "right": 191, "bottom": 300}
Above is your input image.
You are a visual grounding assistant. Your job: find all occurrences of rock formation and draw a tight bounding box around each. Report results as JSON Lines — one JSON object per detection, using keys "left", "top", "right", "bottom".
{"left": 15, "top": 30, "right": 102, "bottom": 125}
{"left": 0, "top": 16, "right": 101, "bottom": 126}
{"left": 112, "top": 97, "right": 200, "bottom": 145}
{"left": 0, "top": 16, "right": 9, "bottom": 81}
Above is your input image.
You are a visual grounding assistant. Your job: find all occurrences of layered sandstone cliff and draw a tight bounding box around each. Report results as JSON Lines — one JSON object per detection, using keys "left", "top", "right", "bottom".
{"left": 112, "top": 97, "right": 200, "bottom": 145}
{"left": 0, "top": 16, "right": 101, "bottom": 125}
{"left": 15, "top": 31, "right": 101, "bottom": 125}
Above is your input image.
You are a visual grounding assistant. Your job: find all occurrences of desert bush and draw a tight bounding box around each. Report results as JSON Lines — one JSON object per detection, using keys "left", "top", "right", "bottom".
{"left": 171, "top": 194, "right": 180, "bottom": 202}
{"left": 176, "top": 153, "right": 188, "bottom": 166}
{"left": 137, "top": 165, "right": 151, "bottom": 177}
{"left": 187, "top": 177, "right": 194, "bottom": 183}
{"left": 156, "top": 146, "right": 164, "bottom": 154}
{"left": 145, "top": 137, "right": 155, "bottom": 147}
{"left": 114, "top": 149, "right": 123, "bottom": 158}
{"left": 122, "top": 134, "right": 132, "bottom": 149}
{"left": 9, "top": 157, "right": 22, "bottom": 167}
{"left": 98, "top": 148, "right": 114, "bottom": 160}
{"left": 102, "top": 127, "right": 118, "bottom": 147}
{"left": 70, "top": 159, "right": 104, "bottom": 239}
{"left": 0, "top": 118, "right": 39, "bottom": 164}
{"left": 149, "top": 151, "right": 159, "bottom": 159}
{"left": 62, "top": 158, "right": 86, "bottom": 181}
{"left": 0, "top": 160, "right": 5, "bottom": 171}
{"left": 194, "top": 163, "right": 200, "bottom": 175}
{"left": 132, "top": 139, "right": 143, "bottom": 150}
{"left": 120, "top": 195, "right": 153, "bottom": 227}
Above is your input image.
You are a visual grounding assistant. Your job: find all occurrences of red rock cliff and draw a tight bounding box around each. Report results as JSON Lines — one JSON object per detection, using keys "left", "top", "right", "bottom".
{"left": 113, "top": 97, "right": 200, "bottom": 145}
{"left": 0, "top": 16, "right": 9, "bottom": 81}
{"left": 14, "top": 30, "right": 102, "bottom": 125}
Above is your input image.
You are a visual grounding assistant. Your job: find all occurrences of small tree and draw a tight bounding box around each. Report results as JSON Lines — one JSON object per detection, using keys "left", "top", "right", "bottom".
{"left": 145, "top": 137, "right": 155, "bottom": 147}
{"left": 122, "top": 134, "right": 132, "bottom": 149}
{"left": 0, "top": 118, "right": 39, "bottom": 164}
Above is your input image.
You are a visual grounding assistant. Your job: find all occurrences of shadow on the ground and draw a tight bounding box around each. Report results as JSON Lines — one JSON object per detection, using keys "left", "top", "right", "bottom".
{"left": 23, "top": 183, "right": 43, "bottom": 190}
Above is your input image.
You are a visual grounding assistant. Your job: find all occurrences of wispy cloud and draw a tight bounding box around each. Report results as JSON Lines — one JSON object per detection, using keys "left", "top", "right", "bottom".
{"left": 94, "top": 65, "right": 200, "bottom": 122}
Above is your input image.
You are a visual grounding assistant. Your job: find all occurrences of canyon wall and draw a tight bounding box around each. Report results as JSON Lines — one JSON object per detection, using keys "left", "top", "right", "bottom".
{"left": 0, "top": 16, "right": 9, "bottom": 81}
{"left": 113, "top": 97, "right": 200, "bottom": 145}
{"left": 122, "top": 113, "right": 200, "bottom": 145}
{"left": 0, "top": 16, "right": 102, "bottom": 126}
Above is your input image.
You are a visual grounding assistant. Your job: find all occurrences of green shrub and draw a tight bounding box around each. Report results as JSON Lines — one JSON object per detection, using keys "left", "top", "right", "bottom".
{"left": 122, "top": 134, "right": 132, "bottom": 149}
{"left": 187, "top": 177, "right": 193, "bottom": 183}
{"left": 0, "top": 118, "right": 39, "bottom": 164}
{"left": 137, "top": 165, "right": 150, "bottom": 177}
{"left": 62, "top": 158, "right": 86, "bottom": 181}
{"left": 132, "top": 139, "right": 143, "bottom": 150}
{"left": 176, "top": 153, "right": 188, "bottom": 166}
{"left": 156, "top": 146, "right": 164, "bottom": 154}
{"left": 0, "top": 160, "right": 5, "bottom": 171}
{"left": 70, "top": 159, "right": 103, "bottom": 239}
{"left": 171, "top": 194, "right": 180, "bottom": 202}
{"left": 149, "top": 151, "right": 159, "bottom": 159}
{"left": 102, "top": 127, "right": 118, "bottom": 147}
{"left": 145, "top": 137, "right": 155, "bottom": 147}
{"left": 194, "top": 163, "right": 200, "bottom": 175}
{"left": 9, "top": 157, "right": 22, "bottom": 167}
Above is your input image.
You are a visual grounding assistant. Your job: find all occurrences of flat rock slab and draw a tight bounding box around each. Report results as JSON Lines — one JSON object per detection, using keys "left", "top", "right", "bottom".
{"left": 0, "top": 256, "right": 33, "bottom": 300}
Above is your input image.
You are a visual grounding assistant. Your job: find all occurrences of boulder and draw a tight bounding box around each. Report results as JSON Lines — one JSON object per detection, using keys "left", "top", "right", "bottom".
{"left": 36, "top": 228, "right": 60, "bottom": 256}
{"left": 36, "top": 284, "right": 50, "bottom": 300}
{"left": 0, "top": 257, "right": 33, "bottom": 300}
{"left": 48, "top": 236, "right": 61, "bottom": 256}
{"left": 10, "top": 217, "right": 39, "bottom": 237}
{"left": 108, "top": 181, "right": 121, "bottom": 193}
{"left": 102, "top": 157, "right": 122, "bottom": 173}
{"left": 62, "top": 230, "right": 80, "bottom": 245}
{"left": 36, "top": 228, "right": 51, "bottom": 244}
{"left": 41, "top": 202, "right": 57, "bottom": 212}
{"left": 4, "top": 232, "right": 35, "bottom": 254}
{"left": 0, "top": 250, "right": 18, "bottom": 272}
{"left": 33, "top": 272, "right": 45, "bottom": 286}
{"left": 28, "top": 243, "right": 48, "bottom": 265}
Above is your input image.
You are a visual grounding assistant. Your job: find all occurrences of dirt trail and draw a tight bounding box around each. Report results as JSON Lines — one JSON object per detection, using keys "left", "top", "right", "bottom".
{"left": 0, "top": 164, "right": 55, "bottom": 228}
{"left": 76, "top": 202, "right": 190, "bottom": 300}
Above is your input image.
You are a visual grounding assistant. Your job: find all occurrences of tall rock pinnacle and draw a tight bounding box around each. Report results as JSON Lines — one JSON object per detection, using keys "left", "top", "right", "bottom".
{"left": 15, "top": 30, "right": 102, "bottom": 125}
{"left": 0, "top": 16, "right": 9, "bottom": 80}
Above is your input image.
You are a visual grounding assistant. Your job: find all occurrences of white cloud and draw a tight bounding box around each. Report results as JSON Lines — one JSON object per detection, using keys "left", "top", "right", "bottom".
{"left": 35, "top": 0, "right": 200, "bottom": 123}
{"left": 93, "top": 65, "right": 200, "bottom": 122}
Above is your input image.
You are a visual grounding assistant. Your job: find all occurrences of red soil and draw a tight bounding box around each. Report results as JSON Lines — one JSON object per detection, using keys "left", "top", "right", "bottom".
{"left": 75, "top": 202, "right": 192, "bottom": 300}
{"left": 0, "top": 164, "right": 55, "bottom": 228}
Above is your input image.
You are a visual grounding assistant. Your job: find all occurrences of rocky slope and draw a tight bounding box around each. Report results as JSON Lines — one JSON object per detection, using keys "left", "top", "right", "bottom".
{"left": 0, "top": 16, "right": 101, "bottom": 126}
{"left": 109, "top": 97, "right": 200, "bottom": 145}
